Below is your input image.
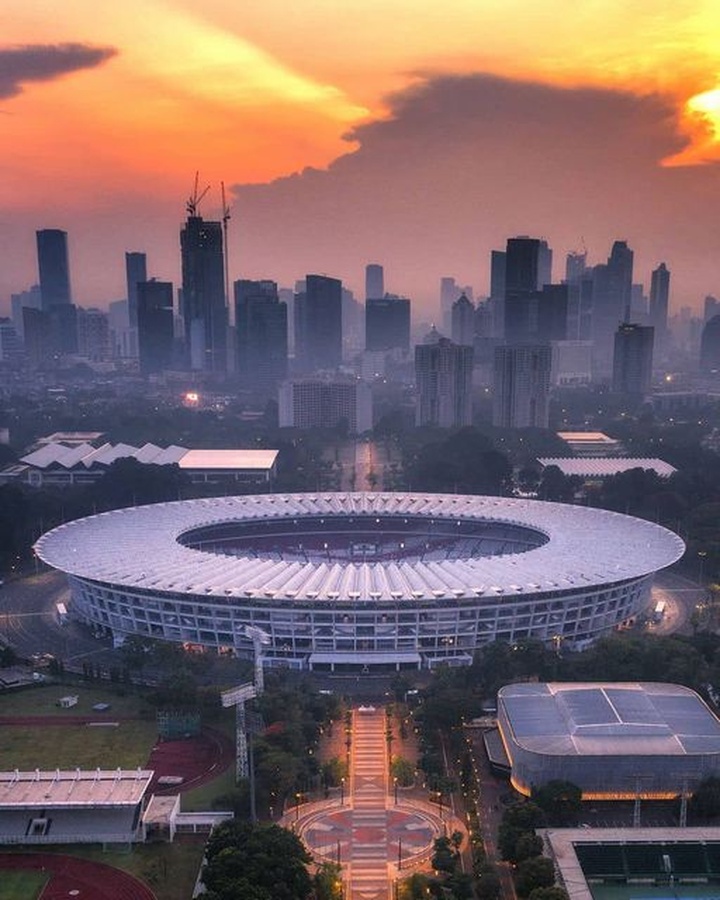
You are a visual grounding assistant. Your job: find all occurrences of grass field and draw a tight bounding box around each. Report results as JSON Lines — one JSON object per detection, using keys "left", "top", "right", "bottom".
{"left": 0, "top": 870, "right": 48, "bottom": 900}
{"left": 0, "top": 685, "right": 155, "bottom": 719}
{"left": 0, "top": 719, "right": 159, "bottom": 769}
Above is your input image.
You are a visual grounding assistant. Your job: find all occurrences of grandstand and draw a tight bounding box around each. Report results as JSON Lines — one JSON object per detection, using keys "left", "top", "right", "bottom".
{"left": 0, "top": 769, "right": 153, "bottom": 846}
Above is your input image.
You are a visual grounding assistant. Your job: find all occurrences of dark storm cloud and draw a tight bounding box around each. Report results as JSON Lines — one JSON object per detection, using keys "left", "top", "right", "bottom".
{"left": 0, "top": 43, "right": 117, "bottom": 99}
{"left": 232, "top": 73, "right": 720, "bottom": 308}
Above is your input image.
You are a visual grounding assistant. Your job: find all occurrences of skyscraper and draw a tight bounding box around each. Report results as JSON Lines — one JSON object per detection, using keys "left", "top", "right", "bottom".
{"left": 365, "top": 264, "right": 384, "bottom": 301}
{"left": 493, "top": 344, "right": 552, "bottom": 429}
{"left": 294, "top": 274, "right": 342, "bottom": 373}
{"left": 440, "top": 277, "right": 462, "bottom": 334}
{"left": 504, "top": 236, "right": 552, "bottom": 341}
{"left": 649, "top": 263, "right": 670, "bottom": 343}
{"left": 125, "top": 251, "right": 147, "bottom": 329}
{"left": 234, "top": 279, "right": 288, "bottom": 396}
{"left": 366, "top": 295, "right": 410, "bottom": 352}
{"left": 700, "top": 315, "right": 720, "bottom": 374}
{"left": 414, "top": 336, "right": 474, "bottom": 427}
{"left": 591, "top": 240, "right": 634, "bottom": 377}
{"left": 180, "top": 215, "right": 227, "bottom": 373}
{"left": 36, "top": 229, "right": 72, "bottom": 310}
{"left": 451, "top": 294, "right": 475, "bottom": 346}
{"left": 612, "top": 323, "right": 654, "bottom": 397}
{"left": 137, "top": 280, "right": 174, "bottom": 374}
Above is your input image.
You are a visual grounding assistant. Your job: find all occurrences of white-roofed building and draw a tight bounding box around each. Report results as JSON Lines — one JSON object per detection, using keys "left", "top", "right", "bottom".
{"left": 0, "top": 441, "right": 278, "bottom": 487}
{"left": 35, "top": 492, "right": 684, "bottom": 671}
{"left": 538, "top": 458, "right": 676, "bottom": 479}
{"left": 498, "top": 682, "right": 720, "bottom": 799}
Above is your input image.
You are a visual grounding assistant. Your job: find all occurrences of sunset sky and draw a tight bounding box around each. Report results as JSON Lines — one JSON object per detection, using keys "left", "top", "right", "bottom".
{"left": 2, "top": 1, "right": 720, "bottom": 316}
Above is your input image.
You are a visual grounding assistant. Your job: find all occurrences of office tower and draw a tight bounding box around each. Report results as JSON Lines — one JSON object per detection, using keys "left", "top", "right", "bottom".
{"left": 234, "top": 279, "right": 288, "bottom": 396}
{"left": 612, "top": 323, "right": 654, "bottom": 397}
{"left": 630, "top": 284, "right": 648, "bottom": 322}
{"left": 22, "top": 307, "right": 54, "bottom": 369}
{"left": 342, "top": 287, "right": 364, "bottom": 356}
{"left": 649, "top": 263, "right": 670, "bottom": 343}
{"left": 489, "top": 249, "right": 507, "bottom": 338}
{"left": 440, "top": 277, "right": 462, "bottom": 334}
{"left": 451, "top": 294, "right": 475, "bottom": 346}
{"left": 537, "top": 284, "right": 568, "bottom": 342}
{"left": 591, "top": 240, "right": 634, "bottom": 376}
{"left": 137, "top": 280, "right": 174, "bottom": 374}
{"left": 76, "top": 308, "right": 110, "bottom": 361}
{"left": 504, "top": 236, "right": 552, "bottom": 341}
{"left": 279, "top": 376, "right": 372, "bottom": 433}
{"left": 704, "top": 295, "right": 720, "bottom": 323}
{"left": 108, "top": 299, "right": 137, "bottom": 358}
{"left": 10, "top": 285, "right": 42, "bottom": 341}
{"left": 700, "top": 315, "right": 720, "bottom": 373}
{"left": 0, "top": 320, "right": 22, "bottom": 363}
{"left": 365, "top": 264, "right": 384, "bottom": 300}
{"left": 565, "top": 251, "right": 587, "bottom": 284}
{"left": 366, "top": 295, "right": 410, "bottom": 352}
{"left": 125, "top": 252, "right": 147, "bottom": 329}
{"left": 294, "top": 274, "right": 342, "bottom": 373}
{"left": 180, "top": 215, "right": 227, "bottom": 373}
{"left": 414, "top": 336, "right": 474, "bottom": 427}
{"left": 493, "top": 344, "right": 552, "bottom": 429}
{"left": 36, "top": 229, "right": 72, "bottom": 310}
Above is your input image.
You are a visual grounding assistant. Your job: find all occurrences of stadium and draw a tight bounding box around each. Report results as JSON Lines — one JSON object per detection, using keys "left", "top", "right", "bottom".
{"left": 498, "top": 682, "right": 720, "bottom": 799}
{"left": 34, "top": 492, "right": 685, "bottom": 672}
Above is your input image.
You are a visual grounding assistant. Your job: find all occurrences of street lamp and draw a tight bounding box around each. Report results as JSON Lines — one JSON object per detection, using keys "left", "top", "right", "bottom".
{"left": 340, "top": 777, "right": 345, "bottom": 806}
{"left": 295, "top": 792, "right": 300, "bottom": 821}
{"left": 394, "top": 776, "right": 398, "bottom": 805}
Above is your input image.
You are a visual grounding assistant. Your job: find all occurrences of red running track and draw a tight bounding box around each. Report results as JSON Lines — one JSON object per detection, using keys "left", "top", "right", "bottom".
{"left": 0, "top": 851, "right": 156, "bottom": 900}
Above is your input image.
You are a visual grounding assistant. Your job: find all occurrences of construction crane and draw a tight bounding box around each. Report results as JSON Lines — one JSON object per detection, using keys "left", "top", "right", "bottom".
{"left": 221, "top": 181, "right": 231, "bottom": 307}
{"left": 186, "top": 170, "right": 210, "bottom": 217}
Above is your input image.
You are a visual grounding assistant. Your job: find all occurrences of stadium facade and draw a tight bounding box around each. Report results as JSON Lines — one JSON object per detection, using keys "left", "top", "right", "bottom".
{"left": 35, "top": 493, "right": 685, "bottom": 672}
{"left": 498, "top": 682, "right": 720, "bottom": 799}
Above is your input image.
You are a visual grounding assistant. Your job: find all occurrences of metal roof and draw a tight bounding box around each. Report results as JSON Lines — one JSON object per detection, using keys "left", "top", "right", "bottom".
{"left": 34, "top": 493, "right": 685, "bottom": 604}
{"left": 0, "top": 769, "right": 154, "bottom": 808}
{"left": 499, "top": 682, "right": 720, "bottom": 756}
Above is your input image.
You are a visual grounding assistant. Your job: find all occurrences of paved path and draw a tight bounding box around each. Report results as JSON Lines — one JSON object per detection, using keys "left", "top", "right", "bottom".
{"left": 291, "top": 708, "right": 445, "bottom": 900}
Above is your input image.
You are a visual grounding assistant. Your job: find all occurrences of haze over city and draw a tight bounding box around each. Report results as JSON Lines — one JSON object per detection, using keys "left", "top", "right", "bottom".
{"left": 3, "top": 1, "right": 720, "bottom": 313}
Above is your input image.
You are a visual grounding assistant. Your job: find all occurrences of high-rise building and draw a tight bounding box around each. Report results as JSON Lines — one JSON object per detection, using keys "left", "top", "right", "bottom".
{"left": 279, "top": 376, "right": 372, "bottom": 433}
{"left": 180, "top": 215, "right": 227, "bottom": 373}
{"left": 125, "top": 252, "right": 147, "bottom": 329}
{"left": 22, "top": 307, "right": 54, "bottom": 369}
{"left": 365, "top": 264, "right": 384, "bottom": 301}
{"left": 451, "top": 294, "right": 475, "bottom": 346}
{"left": 10, "top": 285, "right": 42, "bottom": 341}
{"left": 76, "top": 308, "right": 110, "bottom": 362}
{"left": 504, "top": 236, "right": 552, "bottom": 341}
{"left": 591, "top": 240, "right": 634, "bottom": 377}
{"left": 234, "top": 279, "right": 288, "bottom": 396}
{"left": 489, "top": 249, "right": 507, "bottom": 338}
{"left": 700, "top": 315, "right": 720, "bottom": 374}
{"left": 612, "top": 323, "right": 654, "bottom": 397}
{"left": 704, "top": 295, "right": 720, "bottom": 323}
{"left": 36, "top": 229, "right": 72, "bottom": 310}
{"left": 649, "top": 263, "right": 670, "bottom": 342}
{"left": 294, "top": 274, "right": 342, "bottom": 373}
{"left": 414, "top": 336, "right": 474, "bottom": 428}
{"left": 0, "top": 319, "right": 22, "bottom": 364}
{"left": 137, "top": 280, "right": 174, "bottom": 374}
{"left": 440, "top": 277, "right": 462, "bottom": 334}
{"left": 366, "top": 295, "right": 410, "bottom": 352}
{"left": 537, "top": 284, "right": 568, "bottom": 342}
{"left": 493, "top": 344, "right": 552, "bottom": 429}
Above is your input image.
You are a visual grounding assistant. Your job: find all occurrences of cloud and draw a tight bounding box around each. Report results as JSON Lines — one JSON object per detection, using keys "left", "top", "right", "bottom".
{"left": 0, "top": 43, "right": 117, "bottom": 100}
{"left": 231, "top": 73, "right": 719, "bottom": 311}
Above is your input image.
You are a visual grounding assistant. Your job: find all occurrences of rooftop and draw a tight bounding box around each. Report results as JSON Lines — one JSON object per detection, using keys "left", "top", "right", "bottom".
{"left": 499, "top": 683, "right": 720, "bottom": 757}
{"left": 34, "top": 493, "right": 684, "bottom": 603}
{"left": 538, "top": 458, "right": 676, "bottom": 478}
{"left": 0, "top": 769, "right": 154, "bottom": 808}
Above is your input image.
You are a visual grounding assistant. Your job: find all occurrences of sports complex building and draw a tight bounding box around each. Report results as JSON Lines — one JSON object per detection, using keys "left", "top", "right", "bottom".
{"left": 35, "top": 492, "right": 685, "bottom": 672}
{"left": 498, "top": 682, "right": 720, "bottom": 799}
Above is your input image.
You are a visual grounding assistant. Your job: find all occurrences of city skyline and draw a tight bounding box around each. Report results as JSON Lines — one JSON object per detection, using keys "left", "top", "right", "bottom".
{"left": 2, "top": 2, "right": 720, "bottom": 313}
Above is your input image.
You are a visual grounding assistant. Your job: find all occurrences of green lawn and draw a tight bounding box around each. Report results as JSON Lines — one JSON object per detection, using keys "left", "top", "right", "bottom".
{"left": 0, "top": 720, "right": 159, "bottom": 769}
{"left": 0, "top": 870, "right": 48, "bottom": 900}
{"left": 0, "top": 685, "right": 155, "bottom": 719}
{"left": 182, "top": 764, "right": 237, "bottom": 811}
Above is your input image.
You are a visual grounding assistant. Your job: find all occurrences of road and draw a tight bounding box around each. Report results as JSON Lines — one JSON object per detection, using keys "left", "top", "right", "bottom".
{"left": 328, "top": 440, "right": 401, "bottom": 492}
{"left": 0, "top": 569, "right": 114, "bottom": 668}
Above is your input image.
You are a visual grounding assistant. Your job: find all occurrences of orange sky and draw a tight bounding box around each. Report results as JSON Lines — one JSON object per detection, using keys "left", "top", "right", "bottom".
{"left": 2, "top": 1, "right": 720, "bottom": 310}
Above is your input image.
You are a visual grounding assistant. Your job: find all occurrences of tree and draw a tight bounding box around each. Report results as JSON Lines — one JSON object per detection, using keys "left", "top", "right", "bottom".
{"left": 476, "top": 869, "right": 502, "bottom": 900}
{"left": 203, "top": 821, "right": 312, "bottom": 900}
{"left": 532, "top": 781, "right": 582, "bottom": 825}
{"left": 514, "top": 857, "right": 555, "bottom": 897}
{"left": 391, "top": 756, "right": 415, "bottom": 787}
{"left": 528, "top": 887, "right": 570, "bottom": 900}
{"left": 514, "top": 833, "right": 544, "bottom": 863}
{"left": 313, "top": 862, "right": 343, "bottom": 900}
{"left": 431, "top": 835, "right": 457, "bottom": 874}
{"left": 498, "top": 802, "right": 545, "bottom": 862}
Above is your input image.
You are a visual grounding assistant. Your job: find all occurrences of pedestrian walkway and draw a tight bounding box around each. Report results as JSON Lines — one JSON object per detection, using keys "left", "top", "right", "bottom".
{"left": 290, "top": 707, "right": 446, "bottom": 900}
